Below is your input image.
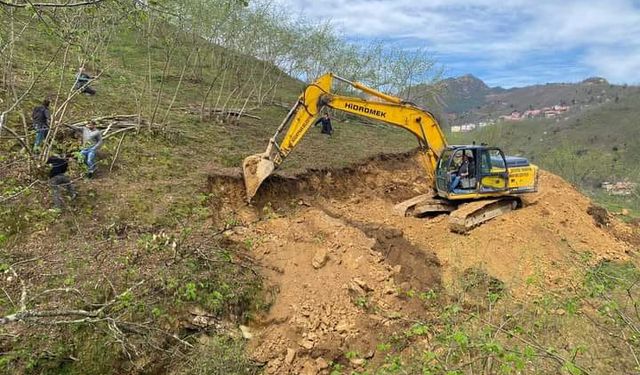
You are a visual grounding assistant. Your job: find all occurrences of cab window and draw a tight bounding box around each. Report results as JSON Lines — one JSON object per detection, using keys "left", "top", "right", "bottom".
{"left": 479, "top": 149, "right": 505, "bottom": 174}
{"left": 480, "top": 151, "right": 491, "bottom": 174}
{"left": 438, "top": 150, "right": 453, "bottom": 171}
{"left": 490, "top": 150, "right": 505, "bottom": 168}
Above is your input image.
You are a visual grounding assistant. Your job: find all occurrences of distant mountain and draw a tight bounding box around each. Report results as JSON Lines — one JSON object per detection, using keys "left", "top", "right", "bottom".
{"left": 439, "top": 74, "right": 491, "bottom": 113}
{"left": 408, "top": 75, "right": 639, "bottom": 127}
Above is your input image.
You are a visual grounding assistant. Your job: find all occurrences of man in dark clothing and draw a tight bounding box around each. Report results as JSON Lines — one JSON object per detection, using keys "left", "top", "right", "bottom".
{"left": 450, "top": 154, "right": 470, "bottom": 191}
{"left": 74, "top": 67, "right": 96, "bottom": 95}
{"left": 47, "top": 154, "right": 77, "bottom": 209}
{"left": 314, "top": 113, "right": 333, "bottom": 136}
{"left": 32, "top": 99, "right": 51, "bottom": 151}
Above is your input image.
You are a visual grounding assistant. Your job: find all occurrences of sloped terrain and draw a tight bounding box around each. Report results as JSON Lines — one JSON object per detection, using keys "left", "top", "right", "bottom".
{"left": 3, "top": 3, "right": 639, "bottom": 374}
{"left": 207, "top": 152, "right": 637, "bottom": 374}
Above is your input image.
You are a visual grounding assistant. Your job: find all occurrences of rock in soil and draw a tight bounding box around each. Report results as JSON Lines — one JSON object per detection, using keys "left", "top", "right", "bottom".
{"left": 312, "top": 248, "right": 329, "bottom": 269}
{"left": 239, "top": 325, "right": 253, "bottom": 339}
{"left": 285, "top": 348, "right": 296, "bottom": 364}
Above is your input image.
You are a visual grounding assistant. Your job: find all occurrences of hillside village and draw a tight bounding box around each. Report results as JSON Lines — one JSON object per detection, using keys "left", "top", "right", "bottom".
{"left": 451, "top": 104, "right": 571, "bottom": 132}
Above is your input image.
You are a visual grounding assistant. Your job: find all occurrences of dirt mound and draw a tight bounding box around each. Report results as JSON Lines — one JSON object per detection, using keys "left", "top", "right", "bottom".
{"left": 207, "top": 150, "right": 428, "bottom": 213}
{"left": 228, "top": 207, "right": 440, "bottom": 374}
{"left": 328, "top": 171, "right": 632, "bottom": 293}
{"left": 209, "top": 152, "right": 635, "bottom": 374}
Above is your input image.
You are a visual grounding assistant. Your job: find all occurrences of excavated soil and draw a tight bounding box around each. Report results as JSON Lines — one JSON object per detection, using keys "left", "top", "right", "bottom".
{"left": 206, "top": 151, "right": 636, "bottom": 374}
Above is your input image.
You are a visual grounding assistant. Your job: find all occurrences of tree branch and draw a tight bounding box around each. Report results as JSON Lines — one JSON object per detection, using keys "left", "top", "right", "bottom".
{"left": 0, "top": 180, "right": 39, "bottom": 204}
{"left": 0, "top": 0, "right": 106, "bottom": 8}
{"left": 0, "top": 280, "right": 144, "bottom": 325}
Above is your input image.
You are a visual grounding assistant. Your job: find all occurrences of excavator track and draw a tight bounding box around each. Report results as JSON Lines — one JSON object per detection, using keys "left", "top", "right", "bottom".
{"left": 448, "top": 198, "right": 520, "bottom": 234}
{"left": 393, "top": 194, "right": 456, "bottom": 217}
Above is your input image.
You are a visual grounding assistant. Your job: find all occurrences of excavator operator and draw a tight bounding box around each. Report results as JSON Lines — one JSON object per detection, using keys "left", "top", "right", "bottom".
{"left": 450, "top": 150, "right": 476, "bottom": 192}
{"left": 450, "top": 154, "right": 470, "bottom": 191}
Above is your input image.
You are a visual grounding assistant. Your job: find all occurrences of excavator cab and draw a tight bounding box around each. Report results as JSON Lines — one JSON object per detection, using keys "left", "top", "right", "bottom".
{"left": 435, "top": 146, "right": 509, "bottom": 199}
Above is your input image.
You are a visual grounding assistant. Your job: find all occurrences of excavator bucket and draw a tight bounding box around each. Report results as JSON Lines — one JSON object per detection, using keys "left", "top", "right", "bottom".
{"left": 243, "top": 153, "right": 275, "bottom": 202}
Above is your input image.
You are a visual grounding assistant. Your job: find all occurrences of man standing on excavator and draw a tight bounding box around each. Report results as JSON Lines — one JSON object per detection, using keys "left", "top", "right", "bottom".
{"left": 314, "top": 113, "right": 333, "bottom": 136}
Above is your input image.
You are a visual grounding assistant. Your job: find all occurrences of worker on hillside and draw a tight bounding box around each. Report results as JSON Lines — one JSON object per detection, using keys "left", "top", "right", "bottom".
{"left": 47, "top": 153, "right": 77, "bottom": 209}
{"left": 32, "top": 98, "right": 51, "bottom": 152}
{"left": 80, "top": 120, "right": 103, "bottom": 178}
{"left": 314, "top": 113, "right": 333, "bottom": 136}
{"left": 450, "top": 153, "right": 470, "bottom": 191}
{"left": 74, "top": 66, "right": 96, "bottom": 95}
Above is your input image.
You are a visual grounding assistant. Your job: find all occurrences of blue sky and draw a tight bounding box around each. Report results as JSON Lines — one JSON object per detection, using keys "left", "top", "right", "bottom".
{"left": 274, "top": 0, "right": 640, "bottom": 88}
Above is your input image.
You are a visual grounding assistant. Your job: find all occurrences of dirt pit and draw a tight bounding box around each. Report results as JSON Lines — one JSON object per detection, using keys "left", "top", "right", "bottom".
{"left": 207, "top": 151, "right": 634, "bottom": 374}
{"left": 237, "top": 208, "right": 441, "bottom": 374}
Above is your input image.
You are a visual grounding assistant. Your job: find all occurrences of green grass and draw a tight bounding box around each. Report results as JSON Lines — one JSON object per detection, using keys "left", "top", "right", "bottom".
{"left": 358, "top": 261, "right": 640, "bottom": 374}
{"left": 0, "top": 8, "right": 420, "bottom": 374}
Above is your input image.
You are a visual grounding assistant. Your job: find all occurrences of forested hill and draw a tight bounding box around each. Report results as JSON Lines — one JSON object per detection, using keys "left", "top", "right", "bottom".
{"left": 411, "top": 74, "right": 640, "bottom": 125}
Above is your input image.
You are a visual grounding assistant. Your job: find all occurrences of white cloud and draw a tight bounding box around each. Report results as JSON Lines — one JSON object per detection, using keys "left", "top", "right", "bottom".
{"left": 583, "top": 45, "right": 640, "bottom": 84}
{"left": 273, "top": 0, "right": 640, "bottom": 86}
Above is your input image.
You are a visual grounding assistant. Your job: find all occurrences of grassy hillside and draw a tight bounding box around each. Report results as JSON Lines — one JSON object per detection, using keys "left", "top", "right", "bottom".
{"left": 0, "top": 9, "right": 419, "bottom": 374}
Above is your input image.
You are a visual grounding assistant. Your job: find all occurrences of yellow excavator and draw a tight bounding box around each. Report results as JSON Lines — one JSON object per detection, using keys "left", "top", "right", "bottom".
{"left": 243, "top": 73, "right": 539, "bottom": 232}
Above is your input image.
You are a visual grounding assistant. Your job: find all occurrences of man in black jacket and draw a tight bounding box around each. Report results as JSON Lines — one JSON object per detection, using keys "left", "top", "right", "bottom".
{"left": 47, "top": 154, "right": 77, "bottom": 209}
{"left": 32, "top": 99, "right": 51, "bottom": 151}
{"left": 74, "top": 67, "right": 96, "bottom": 95}
{"left": 314, "top": 113, "right": 333, "bottom": 136}
{"left": 450, "top": 153, "right": 470, "bottom": 191}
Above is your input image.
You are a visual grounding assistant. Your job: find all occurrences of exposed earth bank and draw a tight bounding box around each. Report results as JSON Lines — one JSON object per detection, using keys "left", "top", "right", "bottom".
{"left": 207, "top": 151, "right": 635, "bottom": 374}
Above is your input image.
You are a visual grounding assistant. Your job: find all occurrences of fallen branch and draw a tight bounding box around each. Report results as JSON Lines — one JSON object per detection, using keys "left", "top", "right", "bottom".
{"left": 5, "top": 257, "right": 40, "bottom": 315}
{"left": 0, "top": 280, "right": 144, "bottom": 325}
{"left": 1, "top": 309, "right": 102, "bottom": 324}
{"left": 0, "top": 0, "right": 107, "bottom": 8}
{"left": 69, "top": 114, "right": 141, "bottom": 122}
{"left": 28, "top": 287, "right": 86, "bottom": 305}
{"left": 102, "top": 126, "right": 137, "bottom": 140}
{"left": 0, "top": 122, "right": 29, "bottom": 151}
{"left": 270, "top": 101, "right": 291, "bottom": 109}
{"left": 65, "top": 115, "right": 147, "bottom": 130}
{"left": 0, "top": 180, "right": 39, "bottom": 204}
{"left": 226, "top": 111, "right": 261, "bottom": 120}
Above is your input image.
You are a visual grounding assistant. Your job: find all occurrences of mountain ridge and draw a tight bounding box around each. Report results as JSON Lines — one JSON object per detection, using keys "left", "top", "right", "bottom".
{"left": 411, "top": 74, "right": 639, "bottom": 125}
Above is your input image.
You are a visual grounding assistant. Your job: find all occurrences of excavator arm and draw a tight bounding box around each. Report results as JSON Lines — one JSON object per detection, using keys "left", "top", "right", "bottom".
{"left": 243, "top": 73, "right": 448, "bottom": 200}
